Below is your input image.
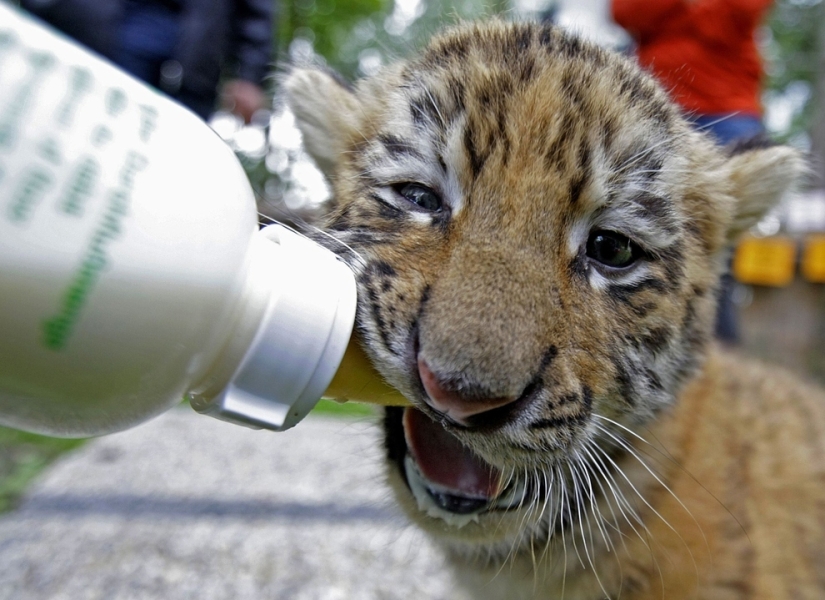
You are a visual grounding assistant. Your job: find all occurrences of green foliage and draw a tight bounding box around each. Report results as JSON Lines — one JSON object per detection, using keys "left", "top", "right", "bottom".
{"left": 0, "top": 426, "right": 86, "bottom": 513}
{"left": 276, "top": 0, "right": 507, "bottom": 79}
{"left": 766, "top": 0, "right": 822, "bottom": 90}
{"left": 764, "top": 0, "right": 824, "bottom": 142}
{"left": 278, "top": 0, "right": 389, "bottom": 78}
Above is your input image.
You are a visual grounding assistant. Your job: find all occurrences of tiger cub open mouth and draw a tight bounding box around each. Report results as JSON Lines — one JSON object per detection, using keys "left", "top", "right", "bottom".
{"left": 385, "top": 406, "right": 528, "bottom": 527}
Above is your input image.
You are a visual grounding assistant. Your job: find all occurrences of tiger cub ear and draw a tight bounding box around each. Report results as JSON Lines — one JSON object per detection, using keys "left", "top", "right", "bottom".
{"left": 724, "top": 141, "right": 807, "bottom": 242}
{"left": 283, "top": 67, "right": 361, "bottom": 178}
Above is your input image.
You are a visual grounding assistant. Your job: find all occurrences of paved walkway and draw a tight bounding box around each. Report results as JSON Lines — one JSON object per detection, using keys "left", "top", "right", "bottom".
{"left": 0, "top": 408, "right": 470, "bottom": 600}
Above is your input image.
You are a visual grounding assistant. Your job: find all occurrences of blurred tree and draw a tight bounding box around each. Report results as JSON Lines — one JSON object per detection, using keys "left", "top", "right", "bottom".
{"left": 810, "top": 1, "right": 825, "bottom": 186}
{"left": 277, "top": 0, "right": 509, "bottom": 79}
{"left": 279, "top": 0, "right": 388, "bottom": 78}
{"left": 763, "top": 0, "right": 823, "bottom": 148}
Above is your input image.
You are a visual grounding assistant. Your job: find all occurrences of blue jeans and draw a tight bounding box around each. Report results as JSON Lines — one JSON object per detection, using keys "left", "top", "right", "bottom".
{"left": 690, "top": 114, "right": 765, "bottom": 146}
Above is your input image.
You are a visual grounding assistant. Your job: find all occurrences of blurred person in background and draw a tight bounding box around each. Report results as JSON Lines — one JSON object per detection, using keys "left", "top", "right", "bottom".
{"left": 611, "top": 0, "right": 775, "bottom": 344}
{"left": 611, "top": 0, "right": 773, "bottom": 145}
{"left": 20, "top": 0, "right": 274, "bottom": 123}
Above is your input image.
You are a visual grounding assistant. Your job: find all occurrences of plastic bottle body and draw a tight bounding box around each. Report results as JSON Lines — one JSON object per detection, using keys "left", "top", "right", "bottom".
{"left": 0, "top": 6, "right": 408, "bottom": 438}
{"left": 0, "top": 5, "right": 267, "bottom": 436}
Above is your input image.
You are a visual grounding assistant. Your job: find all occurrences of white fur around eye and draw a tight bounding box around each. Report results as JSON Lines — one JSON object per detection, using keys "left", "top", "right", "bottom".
{"left": 588, "top": 261, "right": 651, "bottom": 291}
{"left": 568, "top": 218, "right": 591, "bottom": 258}
{"left": 370, "top": 185, "right": 445, "bottom": 224}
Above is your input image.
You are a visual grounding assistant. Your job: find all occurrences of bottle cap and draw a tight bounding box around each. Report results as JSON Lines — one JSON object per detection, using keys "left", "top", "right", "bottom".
{"left": 193, "top": 224, "right": 357, "bottom": 431}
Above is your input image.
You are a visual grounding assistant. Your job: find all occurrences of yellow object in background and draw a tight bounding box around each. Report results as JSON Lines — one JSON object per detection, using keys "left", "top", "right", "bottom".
{"left": 733, "top": 236, "right": 797, "bottom": 287}
{"left": 801, "top": 235, "right": 825, "bottom": 283}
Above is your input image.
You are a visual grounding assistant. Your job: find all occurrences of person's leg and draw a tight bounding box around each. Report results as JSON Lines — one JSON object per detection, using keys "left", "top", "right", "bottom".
{"left": 714, "top": 256, "right": 739, "bottom": 345}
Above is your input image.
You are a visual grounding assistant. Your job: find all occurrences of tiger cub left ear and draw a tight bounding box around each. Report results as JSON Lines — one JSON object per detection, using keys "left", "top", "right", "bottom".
{"left": 724, "top": 141, "right": 807, "bottom": 242}
{"left": 282, "top": 67, "right": 362, "bottom": 179}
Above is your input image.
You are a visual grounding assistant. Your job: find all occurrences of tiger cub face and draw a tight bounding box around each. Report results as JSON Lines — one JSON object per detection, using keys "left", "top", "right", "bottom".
{"left": 285, "top": 20, "right": 801, "bottom": 566}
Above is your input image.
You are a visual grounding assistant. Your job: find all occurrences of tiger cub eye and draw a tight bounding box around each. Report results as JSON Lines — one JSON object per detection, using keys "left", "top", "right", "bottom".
{"left": 586, "top": 230, "right": 640, "bottom": 269}
{"left": 395, "top": 183, "right": 443, "bottom": 212}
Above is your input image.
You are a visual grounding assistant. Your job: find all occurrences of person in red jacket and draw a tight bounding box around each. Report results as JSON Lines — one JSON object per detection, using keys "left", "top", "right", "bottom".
{"left": 612, "top": 0, "right": 773, "bottom": 146}
{"left": 612, "top": 0, "right": 775, "bottom": 345}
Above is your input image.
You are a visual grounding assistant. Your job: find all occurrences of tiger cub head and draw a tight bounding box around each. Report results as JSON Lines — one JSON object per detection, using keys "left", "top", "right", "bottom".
{"left": 284, "top": 20, "right": 803, "bottom": 557}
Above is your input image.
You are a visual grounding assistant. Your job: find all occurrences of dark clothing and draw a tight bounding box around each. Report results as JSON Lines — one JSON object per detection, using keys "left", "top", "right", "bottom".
{"left": 21, "top": 0, "right": 273, "bottom": 118}
{"left": 115, "top": 1, "right": 182, "bottom": 89}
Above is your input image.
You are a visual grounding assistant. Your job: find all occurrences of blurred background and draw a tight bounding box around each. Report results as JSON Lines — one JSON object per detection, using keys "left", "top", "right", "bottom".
{"left": 215, "top": 0, "right": 825, "bottom": 385}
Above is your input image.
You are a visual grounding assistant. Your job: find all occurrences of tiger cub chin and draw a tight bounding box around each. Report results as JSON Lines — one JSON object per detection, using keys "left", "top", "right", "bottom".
{"left": 284, "top": 19, "right": 824, "bottom": 600}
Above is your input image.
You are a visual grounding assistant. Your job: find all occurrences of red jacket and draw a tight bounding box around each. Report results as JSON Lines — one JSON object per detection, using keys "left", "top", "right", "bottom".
{"left": 612, "top": 0, "right": 773, "bottom": 117}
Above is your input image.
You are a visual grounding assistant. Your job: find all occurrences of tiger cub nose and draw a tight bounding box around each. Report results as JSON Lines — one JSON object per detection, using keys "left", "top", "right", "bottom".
{"left": 417, "top": 356, "right": 518, "bottom": 426}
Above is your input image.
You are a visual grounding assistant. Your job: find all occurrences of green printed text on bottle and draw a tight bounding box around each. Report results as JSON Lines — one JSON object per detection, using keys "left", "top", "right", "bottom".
{"left": 41, "top": 151, "right": 147, "bottom": 350}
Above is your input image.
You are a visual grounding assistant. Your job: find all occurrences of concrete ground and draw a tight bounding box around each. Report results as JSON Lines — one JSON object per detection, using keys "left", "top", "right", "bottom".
{"left": 0, "top": 408, "right": 471, "bottom": 600}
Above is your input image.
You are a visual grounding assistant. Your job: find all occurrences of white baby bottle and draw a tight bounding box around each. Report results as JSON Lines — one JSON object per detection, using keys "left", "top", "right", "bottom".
{"left": 0, "top": 4, "right": 405, "bottom": 438}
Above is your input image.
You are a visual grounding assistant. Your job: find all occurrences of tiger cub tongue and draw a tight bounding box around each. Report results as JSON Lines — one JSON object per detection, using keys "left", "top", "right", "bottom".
{"left": 402, "top": 407, "right": 502, "bottom": 499}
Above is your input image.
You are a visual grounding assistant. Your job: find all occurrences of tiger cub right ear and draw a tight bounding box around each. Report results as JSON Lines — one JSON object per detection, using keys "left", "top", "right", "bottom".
{"left": 282, "top": 67, "right": 361, "bottom": 178}
{"left": 723, "top": 141, "right": 808, "bottom": 242}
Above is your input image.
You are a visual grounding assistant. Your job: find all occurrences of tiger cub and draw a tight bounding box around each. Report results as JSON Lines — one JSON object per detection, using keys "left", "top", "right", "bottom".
{"left": 284, "top": 19, "right": 824, "bottom": 600}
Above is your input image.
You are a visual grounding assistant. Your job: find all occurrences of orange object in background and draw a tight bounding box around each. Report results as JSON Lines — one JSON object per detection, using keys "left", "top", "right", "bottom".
{"left": 733, "top": 236, "right": 797, "bottom": 287}
{"left": 801, "top": 235, "right": 825, "bottom": 283}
